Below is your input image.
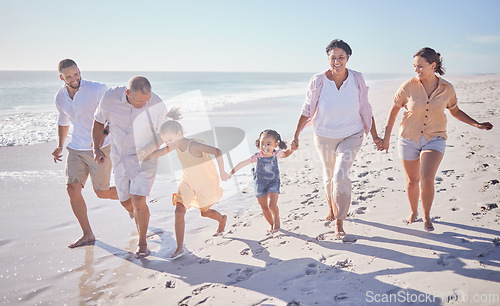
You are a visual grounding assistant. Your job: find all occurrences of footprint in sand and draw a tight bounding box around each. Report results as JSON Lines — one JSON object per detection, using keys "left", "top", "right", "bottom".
{"left": 240, "top": 248, "right": 251, "bottom": 255}
{"left": 178, "top": 295, "right": 192, "bottom": 305}
{"left": 355, "top": 207, "right": 367, "bottom": 214}
{"left": 199, "top": 256, "right": 211, "bottom": 264}
{"left": 441, "top": 169, "right": 455, "bottom": 177}
{"left": 192, "top": 284, "right": 211, "bottom": 295}
{"left": 358, "top": 171, "right": 369, "bottom": 178}
{"left": 165, "top": 280, "right": 176, "bottom": 288}
{"left": 334, "top": 293, "right": 348, "bottom": 301}
{"left": 305, "top": 263, "right": 319, "bottom": 275}
{"left": 437, "top": 254, "right": 457, "bottom": 267}
{"left": 333, "top": 258, "right": 352, "bottom": 269}
{"left": 227, "top": 267, "right": 256, "bottom": 283}
{"left": 480, "top": 179, "right": 500, "bottom": 191}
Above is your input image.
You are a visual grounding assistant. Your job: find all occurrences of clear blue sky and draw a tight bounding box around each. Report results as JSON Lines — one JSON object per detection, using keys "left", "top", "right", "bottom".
{"left": 1, "top": 0, "right": 499, "bottom": 74}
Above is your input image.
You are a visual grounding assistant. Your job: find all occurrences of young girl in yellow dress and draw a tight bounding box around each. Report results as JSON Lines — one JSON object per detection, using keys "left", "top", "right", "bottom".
{"left": 144, "top": 116, "right": 230, "bottom": 259}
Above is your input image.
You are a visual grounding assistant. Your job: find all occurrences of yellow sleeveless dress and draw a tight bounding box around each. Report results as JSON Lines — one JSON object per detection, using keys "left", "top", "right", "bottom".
{"left": 172, "top": 139, "right": 223, "bottom": 212}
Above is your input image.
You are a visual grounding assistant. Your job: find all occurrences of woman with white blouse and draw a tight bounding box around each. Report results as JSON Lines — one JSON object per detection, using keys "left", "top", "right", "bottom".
{"left": 292, "top": 39, "right": 382, "bottom": 237}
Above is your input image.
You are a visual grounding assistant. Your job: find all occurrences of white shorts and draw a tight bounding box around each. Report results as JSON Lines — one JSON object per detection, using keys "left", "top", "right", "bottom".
{"left": 114, "top": 165, "right": 157, "bottom": 202}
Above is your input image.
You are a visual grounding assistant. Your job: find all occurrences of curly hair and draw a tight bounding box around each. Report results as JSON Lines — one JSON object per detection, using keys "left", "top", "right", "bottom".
{"left": 326, "top": 39, "right": 352, "bottom": 56}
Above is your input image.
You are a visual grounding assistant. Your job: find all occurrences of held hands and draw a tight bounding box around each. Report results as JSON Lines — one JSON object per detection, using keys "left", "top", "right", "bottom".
{"left": 476, "top": 122, "right": 493, "bottom": 130}
{"left": 52, "top": 147, "right": 63, "bottom": 163}
{"left": 220, "top": 171, "right": 231, "bottom": 182}
{"left": 380, "top": 136, "right": 391, "bottom": 154}
{"left": 137, "top": 148, "right": 148, "bottom": 161}
{"left": 372, "top": 136, "right": 384, "bottom": 151}
{"left": 94, "top": 147, "right": 107, "bottom": 164}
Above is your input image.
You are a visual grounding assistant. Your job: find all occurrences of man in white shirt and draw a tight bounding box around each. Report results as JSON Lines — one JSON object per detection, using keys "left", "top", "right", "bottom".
{"left": 93, "top": 76, "right": 167, "bottom": 257}
{"left": 52, "top": 59, "right": 127, "bottom": 248}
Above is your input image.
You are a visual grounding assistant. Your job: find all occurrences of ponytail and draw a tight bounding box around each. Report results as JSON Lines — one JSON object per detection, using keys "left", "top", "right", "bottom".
{"left": 160, "top": 107, "right": 183, "bottom": 135}
{"left": 166, "top": 106, "right": 182, "bottom": 120}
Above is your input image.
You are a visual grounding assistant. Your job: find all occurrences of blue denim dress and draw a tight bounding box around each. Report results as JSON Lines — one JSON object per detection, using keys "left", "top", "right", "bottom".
{"left": 252, "top": 153, "right": 280, "bottom": 198}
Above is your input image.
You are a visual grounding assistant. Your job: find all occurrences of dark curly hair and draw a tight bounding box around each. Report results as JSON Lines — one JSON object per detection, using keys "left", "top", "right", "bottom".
{"left": 255, "top": 129, "right": 287, "bottom": 150}
{"left": 326, "top": 39, "right": 352, "bottom": 56}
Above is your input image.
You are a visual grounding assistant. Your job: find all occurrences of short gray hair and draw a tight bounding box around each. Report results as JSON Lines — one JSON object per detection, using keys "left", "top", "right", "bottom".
{"left": 127, "top": 76, "right": 151, "bottom": 94}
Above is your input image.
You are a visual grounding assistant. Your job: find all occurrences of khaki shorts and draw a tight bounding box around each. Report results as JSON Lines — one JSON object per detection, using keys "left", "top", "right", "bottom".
{"left": 66, "top": 145, "right": 112, "bottom": 190}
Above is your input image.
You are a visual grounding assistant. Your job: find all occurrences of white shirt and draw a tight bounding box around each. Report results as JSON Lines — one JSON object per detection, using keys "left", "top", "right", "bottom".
{"left": 55, "top": 79, "right": 109, "bottom": 150}
{"left": 94, "top": 87, "right": 167, "bottom": 179}
{"left": 313, "top": 73, "right": 364, "bottom": 138}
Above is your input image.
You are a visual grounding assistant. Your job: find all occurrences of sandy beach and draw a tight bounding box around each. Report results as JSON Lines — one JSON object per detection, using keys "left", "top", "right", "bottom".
{"left": 1, "top": 74, "right": 499, "bottom": 305}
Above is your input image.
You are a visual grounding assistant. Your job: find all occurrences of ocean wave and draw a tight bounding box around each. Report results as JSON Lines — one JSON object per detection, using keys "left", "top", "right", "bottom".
{"left": 0, "top": 112, "right": 59, "bottom": 147}
{"left": 0, "top": 86, "right": 305, "bottom": 147}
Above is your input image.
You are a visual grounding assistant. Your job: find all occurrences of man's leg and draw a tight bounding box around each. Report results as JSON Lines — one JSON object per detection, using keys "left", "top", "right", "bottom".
{"left": 131, "top": 195, "right": 150, "bottom": 255}
{"left": 94, "top": 187, "right": 118, "bottom": 200}
{"left": 67, "top": 183, "right": 95, "bottom": 248}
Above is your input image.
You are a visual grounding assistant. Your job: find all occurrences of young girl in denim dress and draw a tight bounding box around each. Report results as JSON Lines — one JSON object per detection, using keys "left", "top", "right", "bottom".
{"left": 230, "top": 130, "right": 295, "bottom": 233}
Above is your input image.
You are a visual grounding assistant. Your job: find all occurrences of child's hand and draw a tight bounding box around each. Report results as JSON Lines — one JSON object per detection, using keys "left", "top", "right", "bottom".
{"left": 137, "top": 148, "right": 148, "bottom": 161}
{"left": 220, "top": 171, "right": 230, "bottom": 182}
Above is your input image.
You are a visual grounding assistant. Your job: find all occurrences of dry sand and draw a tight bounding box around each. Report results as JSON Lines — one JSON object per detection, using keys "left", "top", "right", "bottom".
{"left": 1, "top": 74, "right": 499, "bottom": 305}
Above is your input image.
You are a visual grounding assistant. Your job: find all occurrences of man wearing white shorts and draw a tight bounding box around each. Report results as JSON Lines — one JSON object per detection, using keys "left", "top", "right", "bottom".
{"left": 93, "top": 76, "right": 167, "bottom": 257}
{"left": 52, "top": 59, "right": 125, "bottom": 248}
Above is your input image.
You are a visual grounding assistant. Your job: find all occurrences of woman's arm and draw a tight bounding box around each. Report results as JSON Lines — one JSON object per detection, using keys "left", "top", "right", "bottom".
{"left": 291, "top": 115, "right": 309, "bottom": 150}
{"left": 229, "top": 158, "right": 253, "bottom": 176}
{"left": 190, "top": 141, "right": 230, "bottom": 181}
{"left": 448, "top": 106, "right": 493, "bottom": 130}
{"left": 369, "top": 116, "right": 384, "bottom": 150}
{"left": 382, "top": 103, "right": 402, "bottom": 153}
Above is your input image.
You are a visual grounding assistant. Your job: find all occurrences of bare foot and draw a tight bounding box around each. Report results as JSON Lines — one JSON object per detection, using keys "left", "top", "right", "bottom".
{"left": 273, "top": 219, "right": 281, "bottom": 233}
{"left": 335, "top": 220, "right": 345, "bottom": 237}
{"left": 214, "top": 215, "right": 227, "bottom": 236}
{"left": 135, "top": 245, "right": 150, "bottom": 258}
{"left": 423, "top": 218, "right": 434, "bottom": 232}
{"left": 68, "top": 234, "right": 95, "bottom": 248}
{"left": 325, "top": 213, "right": 335, "bottom": 221}
{"left": 170, "top": 247, "right": 184, "bottom": 259}
{"left": 404, "top": 212, "right": 418, "bottom": 224}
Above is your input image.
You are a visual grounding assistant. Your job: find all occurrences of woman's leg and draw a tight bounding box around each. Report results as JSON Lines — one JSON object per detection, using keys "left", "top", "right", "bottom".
{"left": 200, "top": 208, "right": 227, "bottom": 235}
{"left": 267, "top": 192, "right": 280, "bottom": 232}
{"left": 334, "top": 131, "right": 364, "bottom": 234}
{"left": 419, "top": 150, "right": 444, "bottom": 231}
{"left": 402, "top": 159, "right": 421, "bottom": 223}
{"left": 257, "top": 194, "right": 275, "bottom": 232}
{"left": 172, "top": 203, "right": 186, "bottom": 258}
{"left": 314, "top": 134, "right": 339, "bottom": 220}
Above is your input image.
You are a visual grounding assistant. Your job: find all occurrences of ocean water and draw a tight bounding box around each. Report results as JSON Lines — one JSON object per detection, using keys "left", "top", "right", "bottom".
{"left": 0, "top": 71, "right": 409, "bottom": 147}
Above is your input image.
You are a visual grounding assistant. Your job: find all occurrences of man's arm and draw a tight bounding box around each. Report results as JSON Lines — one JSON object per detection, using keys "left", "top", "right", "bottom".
{"left": 52, "top": 125, "right": 69, "bottom": 163}
{"left": 92, "top": 120, "right": 107, "bottom": 164}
